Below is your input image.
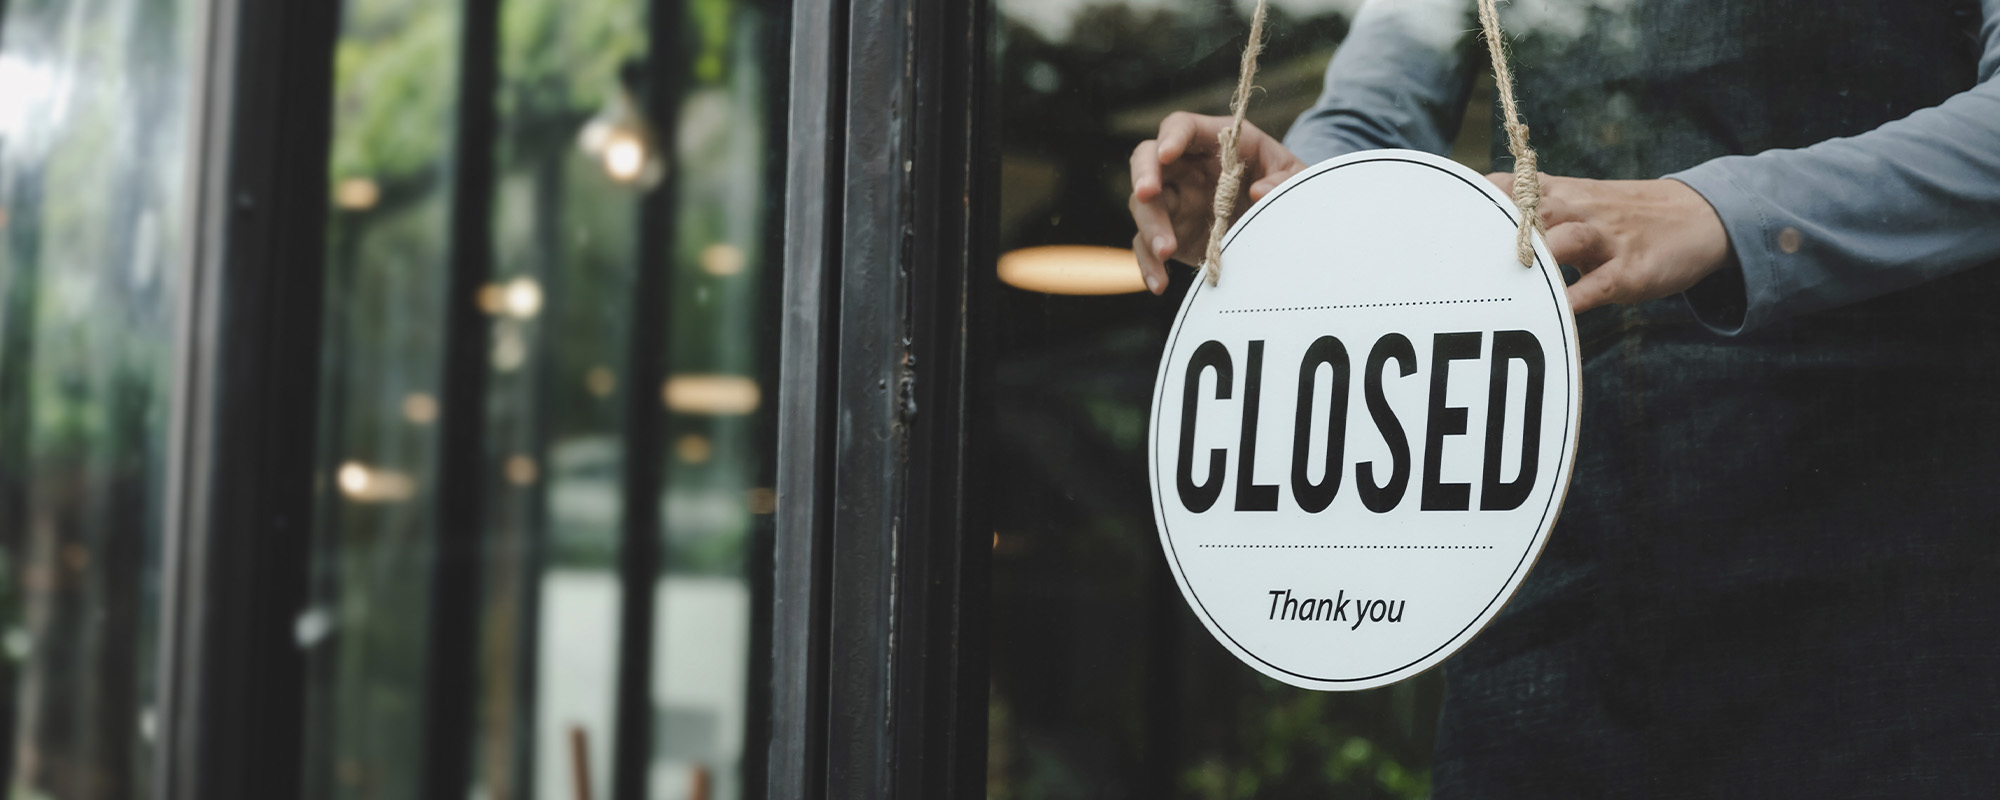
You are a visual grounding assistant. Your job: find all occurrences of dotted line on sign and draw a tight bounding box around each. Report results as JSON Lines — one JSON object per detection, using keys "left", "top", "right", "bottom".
{"left": 1196, "top": 544, "right": 1496, "bottom": 550}
{"left": 1219, "top": 298, "right": 1513, "bottom": 315}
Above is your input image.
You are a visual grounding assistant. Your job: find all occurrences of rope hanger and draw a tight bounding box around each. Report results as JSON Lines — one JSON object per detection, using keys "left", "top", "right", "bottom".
{"left": 1200, "top": 0, "right": 1544, "bottom": 286}
{"left": 1474, "top": 0, "right": 1546, "bottom": 268}
{"left": 1199, "top": 0, "right": 1270, "bottom": 286}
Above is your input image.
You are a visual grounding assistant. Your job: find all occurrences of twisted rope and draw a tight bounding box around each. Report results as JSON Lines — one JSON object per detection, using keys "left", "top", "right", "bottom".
{"left": 1476, "top": 0, "right": 1543, "bottom": 267}
{"left": 1202, "top": 0, "right": 1540, "bottom": 282}
{"left": 1200, "top": 0, "right": 1269, "bottom": 286}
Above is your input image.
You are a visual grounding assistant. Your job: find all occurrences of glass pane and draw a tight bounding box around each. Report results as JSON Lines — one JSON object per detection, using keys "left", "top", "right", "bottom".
{"left": 649, "top": 2, "right": 784, "bottom": 797}
{"left": 302, "top": 0, "right": 786, "bottom": 797}
{"left": 303, "top": 0, "right": 462, "bottom": 795}
{"left": 469, "top": 1, "right": 648, "bottom": 797}
{"left": 468, "top": 0, "right": 786, "bottom": 797}
{"left": 983, "top": 2, "right": 1445, "bottom": 797}
{"left": 0, "top": 0, "right": 200, "bottom": 796}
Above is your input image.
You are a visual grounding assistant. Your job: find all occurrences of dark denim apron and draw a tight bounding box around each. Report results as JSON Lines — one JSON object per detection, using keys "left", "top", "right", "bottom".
{"left": 1435, "top": 3, "right": 2000, "bottom": 796}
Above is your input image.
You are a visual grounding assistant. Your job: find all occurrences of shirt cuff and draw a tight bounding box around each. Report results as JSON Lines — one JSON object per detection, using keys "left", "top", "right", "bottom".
{"left": 1665, "top": 164, "right": 1778, "bottom": 336}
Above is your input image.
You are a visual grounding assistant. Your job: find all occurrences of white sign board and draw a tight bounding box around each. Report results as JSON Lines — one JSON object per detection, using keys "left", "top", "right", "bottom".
{"left": 1148, "top": 149, "right": 1581, "bottom": 691}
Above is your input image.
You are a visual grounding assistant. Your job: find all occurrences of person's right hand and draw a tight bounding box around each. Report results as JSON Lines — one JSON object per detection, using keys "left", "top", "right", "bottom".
{"left": 1130, "top": 112, "right": 1307, "bottom": 294}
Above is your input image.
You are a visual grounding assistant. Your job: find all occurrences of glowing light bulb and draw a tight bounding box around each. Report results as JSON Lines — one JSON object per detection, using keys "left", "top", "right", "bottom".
{"left": 503, "top": 277, "right": 543, "bottom": 318}
{"left": 337, "top": 462, "right": 371, "bottom": 495}
{"left": 604, "top": 137, "right": 647, "bottom": 183}
{"left": 576, "top": 85, "right": 665, "bottom": 190}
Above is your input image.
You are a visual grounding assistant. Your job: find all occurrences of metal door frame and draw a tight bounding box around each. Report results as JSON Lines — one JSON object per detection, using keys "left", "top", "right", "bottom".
{"left": 155, "top": 0, "right": 341, "bottom": 796}
{"left": 769, "top": 0, "right": 995, "bottom": 796}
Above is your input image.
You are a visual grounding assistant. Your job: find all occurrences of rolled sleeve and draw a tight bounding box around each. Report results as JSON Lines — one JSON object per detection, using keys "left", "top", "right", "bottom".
{"left": 1667, "top": 166, "right": 1774, "bottom": 336}
{"left": 1663, "top": 0, "right": 2000, "bottom": 336}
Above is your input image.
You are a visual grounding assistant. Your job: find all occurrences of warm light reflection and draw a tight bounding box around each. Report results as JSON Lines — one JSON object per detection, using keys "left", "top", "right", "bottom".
{"left": 337, "top": 462, "right": 369, "bottom": 494}
{"left": 334, "top": 177, "right": 380, "bottom": 210}
{"left": 504, "top": 454, "right": 539, "bottom": 486}
{"left": 700, "top": 243, "right": 747, "bottom": 276}
{"left": 747, "top": 487, "right": 777, "bottom": 515}
{"left": 676, "top": 434, "right": 713, "bottom": 464}
{"left": 477, "top": 284, "right": 507, "bottom": 314}
{"left": 478, "top": 277, "right": 544, "bottom": 319}
{"left": 336, "top": 460, "right": 416, "bottom": 503}
{"left": 402, "top": 392, "right": 438, "bottom": 424}
{"left": 504, "top": 277, "right": 543, "bottom": 318}
{"left": 586, "top": 366, "right": 617, "bottom": 397}
{"left": 661, "top": 374, "right": 761, "bottom": 416}
{"left": 997, "top": 245, "right": 1149, "bottom": 295}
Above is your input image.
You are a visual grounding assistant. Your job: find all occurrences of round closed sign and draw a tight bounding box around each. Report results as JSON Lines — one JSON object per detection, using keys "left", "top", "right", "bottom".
{"left": 1148, "top": 149, "right": 1581, "bottom": 691}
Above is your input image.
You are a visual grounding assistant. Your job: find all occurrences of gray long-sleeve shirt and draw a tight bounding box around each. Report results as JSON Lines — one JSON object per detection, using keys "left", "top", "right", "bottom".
{"left": 1282, "top": 0, "right": 2000, "bottom": 335}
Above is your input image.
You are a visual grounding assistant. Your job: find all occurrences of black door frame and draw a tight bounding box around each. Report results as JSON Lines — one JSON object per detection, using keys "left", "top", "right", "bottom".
{"left": 768, "top": 0, "right": 995, "bottom": 796}
{"left": 155, "top": 0, "right": 341, "bottom": 796}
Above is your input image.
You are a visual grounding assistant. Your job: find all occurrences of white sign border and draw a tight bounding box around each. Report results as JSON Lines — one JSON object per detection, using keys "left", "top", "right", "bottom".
{"left": 1146, "top": 148, "right": 1584, "bottom": 691}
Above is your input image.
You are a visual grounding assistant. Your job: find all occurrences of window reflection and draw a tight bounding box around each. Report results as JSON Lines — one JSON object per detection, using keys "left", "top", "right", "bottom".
{"left": 304, "top": 0, "right": 462, "bottom": 795}
{"left": 474, "top": 0, "right": 650, "bottom": 794}
{"left": 0, "top": 0, "right": 197, "bottom": 795}
{"left": 467, "top": 1, "right": 784, "bottom": 799}
{"left": 649, "top": 6, "right": 785, "bottom": 798}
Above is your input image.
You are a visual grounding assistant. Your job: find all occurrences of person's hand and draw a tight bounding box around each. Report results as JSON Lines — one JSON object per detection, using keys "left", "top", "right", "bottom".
{"left": 1488, "top": 173, "right": 1732, "bottom": 313}
{"left": 1130, "top": 113, "right": 1307, "bottom": 295}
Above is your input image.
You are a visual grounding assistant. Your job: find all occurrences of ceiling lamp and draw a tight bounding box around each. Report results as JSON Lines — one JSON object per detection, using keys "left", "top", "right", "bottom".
{"left": 661, "top": 374, "right": 761, "bottom": 416}
{"left": 997, "top": 245, "right": 1148, "bottom": 295}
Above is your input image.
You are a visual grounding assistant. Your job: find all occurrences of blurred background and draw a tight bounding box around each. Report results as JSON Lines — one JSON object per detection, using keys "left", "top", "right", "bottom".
{"left": 0, "top": 0, "right": 1498, "bottom": 797}
{"left": 1, "top": 0, "right": 785, "bottom": 797}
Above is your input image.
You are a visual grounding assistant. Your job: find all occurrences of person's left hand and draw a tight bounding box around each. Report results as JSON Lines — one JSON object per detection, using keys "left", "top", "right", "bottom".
{"left": 1486, "top": 174, "right": 1733, "bottom": 313}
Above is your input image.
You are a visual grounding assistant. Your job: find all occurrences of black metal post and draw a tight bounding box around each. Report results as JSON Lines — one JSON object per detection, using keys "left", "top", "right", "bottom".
{"left": 609, "top": 0, "right": 689, "bottom": 796}
{"left": 419, "top": 0, "right": 502, "bottom": 795}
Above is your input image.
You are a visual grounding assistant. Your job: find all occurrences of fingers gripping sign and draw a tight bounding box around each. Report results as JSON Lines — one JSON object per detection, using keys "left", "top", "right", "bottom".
{"left": 1129, "top": 114, "right": 1306, "bottom": 295}
{"left": 1483, "top": 173, "right": 1733, "bottom": 314}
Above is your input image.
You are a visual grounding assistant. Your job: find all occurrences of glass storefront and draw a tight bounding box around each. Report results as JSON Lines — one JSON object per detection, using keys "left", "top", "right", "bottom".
{"left": 1, "top": 0, "right": 1994, "bottom": 797}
